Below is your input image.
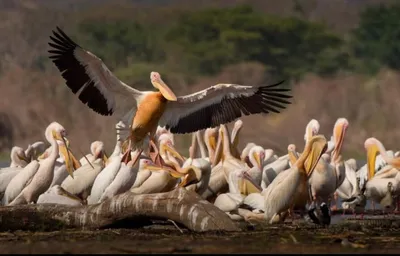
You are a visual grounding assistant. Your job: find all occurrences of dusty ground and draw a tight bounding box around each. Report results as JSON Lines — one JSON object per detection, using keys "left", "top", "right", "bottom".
{"left": 1, "top": 218, "right": 400, "bottom": 254}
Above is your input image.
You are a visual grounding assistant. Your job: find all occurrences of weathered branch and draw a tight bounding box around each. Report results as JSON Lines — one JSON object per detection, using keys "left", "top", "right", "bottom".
{"left": 0, "top": 188, "right": 240, "bottom": 232}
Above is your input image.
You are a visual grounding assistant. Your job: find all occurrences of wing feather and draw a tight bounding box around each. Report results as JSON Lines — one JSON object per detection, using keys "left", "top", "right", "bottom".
{"left": 159, "top": 81, "right": 292, "bottom": 134}
{"left": 48, "top": 27, "right": 143, "bottom": 124}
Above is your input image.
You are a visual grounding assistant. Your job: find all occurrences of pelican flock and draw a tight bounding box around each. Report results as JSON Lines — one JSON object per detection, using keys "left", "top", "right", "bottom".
{"left": 0, "top": 26, "right": 398, "bottom": 231}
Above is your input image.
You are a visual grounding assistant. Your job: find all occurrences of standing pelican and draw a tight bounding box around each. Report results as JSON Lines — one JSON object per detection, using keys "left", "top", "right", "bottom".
{"left": 309, "top": 118, "right": 348, "bottom": 206}
{"left": 243, "top": 135, "right": 328, "bottom": 224}
{"left": 48, "top": 27, "right": 292, "bottom": 166}
{"left": 9, "top": 122, "right": 75, "bottom": 205}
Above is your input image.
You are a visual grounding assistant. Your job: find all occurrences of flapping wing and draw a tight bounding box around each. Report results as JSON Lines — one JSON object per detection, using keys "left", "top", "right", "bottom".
{"left": 159, "top": 81, "right": 292, "bottom": 134}
{"left": 48, "top": 27, "right": 143, "bottom": 124}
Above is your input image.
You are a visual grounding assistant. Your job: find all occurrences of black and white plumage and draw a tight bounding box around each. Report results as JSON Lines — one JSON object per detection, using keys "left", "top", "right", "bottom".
{"left": 48, "top": 26, "right": 292, "bottom": 135}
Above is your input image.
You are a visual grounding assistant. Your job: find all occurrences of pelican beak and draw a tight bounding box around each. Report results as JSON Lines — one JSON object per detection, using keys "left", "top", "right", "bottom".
{"left": 151, "top": 72, "right": 177, "bottom": 101}
{"left": 332, "top": 122, "right": 347, "bottom": 162}
{"left": 38, "top": 151, "right": 48, "bottom": 160}
{"left": 240, "top": 172, "right": 262, "bottom": 195}
{"left": 288, "top": 150, "right": 298, "bottom": 166}
{"left": 366, "top": 143, "right": 379, "bottom": 180}
{"left": 304, "top": 135, "right": 328, "bottom": 177}
{"left": 163, "top": 143, "right": 185, "bottom": 161}
{"left": 209, "top": 135, "right": 217, "bottom": 151}
{"left": 102, "top": 152, "right": 108, "bottom": 164}
{"left": 52, "top": 131, "right": 77, "bottom": 178}
{"left": 179, "top": 171, "right": 194, "bottom": 188}
{"left": 253, "top": 152, "right": 262, "bottom": 170}
{"left": 17, "top": 154, "right": 29, "bottom": 163}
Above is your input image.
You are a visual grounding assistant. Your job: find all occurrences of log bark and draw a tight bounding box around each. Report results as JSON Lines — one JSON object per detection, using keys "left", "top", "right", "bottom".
{"left": 0, "top": 188, "right": 240, "bottom": 232}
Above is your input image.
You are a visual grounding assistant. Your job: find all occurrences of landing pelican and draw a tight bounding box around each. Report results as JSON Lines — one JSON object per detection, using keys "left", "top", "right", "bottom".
{"left": 48, "top": 27, "right": 292, "bottom": 166}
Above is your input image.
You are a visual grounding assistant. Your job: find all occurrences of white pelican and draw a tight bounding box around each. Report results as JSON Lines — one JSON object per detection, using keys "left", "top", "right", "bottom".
{"left": 2, "top": 160, "right": 40, "bottom": 205}
{"left": 195, "top": 130, "right": 209, "bottom": 160}
{"left": 48, "top": 27, "right": 292, "bottom": 166}
{"left": 8, "top": 146, "right": 29, "bottom": 168}
{"left": 182, "top": 131, "right": 212, "bottom": 170}
{"left": 364, "top": 138, "right": 400, "bottom": 212}
{"left": 37, "top": 185, "right": 84, "bottom": 206}
{"left": 79, "top": 141, "right": 108, "bottom": 166}
{"left": 309, "top": 118, "right": 348, "bottom": 206}
{"left": 87, "top": 123, "right": 124, "bottom": 205}
{"left": 242, "top": 145, "right": 265, "bottom": 186}
{"left": 240, "top": 143, "right": 257, "bottom": 167}
{"left": 98, "top": 159, "right": 140, "bottom": 202}
{"left": 203, "top": 127, "right": 218, "bottom": 163}
{"left": 61, "top": 141, "right": 107, "bottom": 200}
{"left": 230, "top": 119, "right": 244, "bottom": 159}
{"left": 25, "top": 141, "right": 46, "bottom": 162}
{"left": 9, "top": 122, "right": 75, "bottom": 205}
{"left": 243, "top": 135, "right": 328, "bottom": 224}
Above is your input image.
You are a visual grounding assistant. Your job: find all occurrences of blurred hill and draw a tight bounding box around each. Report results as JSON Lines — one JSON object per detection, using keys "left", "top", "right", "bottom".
{"left": 0, "top": 0, "right": 399, "bottom": 161}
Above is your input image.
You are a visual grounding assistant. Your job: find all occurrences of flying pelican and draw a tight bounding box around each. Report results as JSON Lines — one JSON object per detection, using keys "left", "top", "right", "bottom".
{"left": 243, "top": 135, "right": 328, "bottom": 224}
{"left": 61, "top": 141, "right": 107, "bottom": 200}
{"left": 48, "top": 27, "right": 292, "bottom": 166}
{"left": 9, "top": 122, "right": 75, "bottom": 205}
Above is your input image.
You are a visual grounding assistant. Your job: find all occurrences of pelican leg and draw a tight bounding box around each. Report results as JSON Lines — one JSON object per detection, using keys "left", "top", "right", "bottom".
{"left": 330, "top": 192, "right": 338, "bottom": 211}
{"left": 121, "top": 139, "right": 132, "bottom": 164}
{"left": 149, "top": 139, "right": 164, "bottom": 167}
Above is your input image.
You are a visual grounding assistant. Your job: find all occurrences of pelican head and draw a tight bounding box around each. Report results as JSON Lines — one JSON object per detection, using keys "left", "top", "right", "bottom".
{"left": 10, "top": 146, "right": 29, "bottom": 165}
{"left": 231, "top": 119, "right": 243, "bottom": 144}
{"left": 302, "top": 135, "right": 328, "bottom": 176}
{"left": 150, "top": 71, "right": 177, "bottom": 101}
{"left": 91, "top": 141, "right": 108, "bottom": 163}
{"left": 159, "top": 136, "right": 185, "bottom": 162}
{"left": 178, "top": 166, "right": 202, "bottom": 187}
{"left": 204, "top": 127, "right": 218, "bottom": 152}
{"left": 304, "top": 119, "right": 320, "bottom": 141}
{"left": 287, "top": 144, "right": 298, "bottom": 165}
{"left": 249, "top": 146, "right": 265, "bottom": 170}
{"left": 240, "top": 143, "right": 256, "bottom": 163}
{"left": 45, "top": 122, "right": 77, "bottom": 177}
{"left": 331, "top": 118, "right": 348, "bottom": 161}
{"left": 364, "top": 137, "right": 380, "bottom": 181}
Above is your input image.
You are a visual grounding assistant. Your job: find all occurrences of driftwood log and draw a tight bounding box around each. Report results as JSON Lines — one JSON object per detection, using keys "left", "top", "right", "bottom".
{"left": 0, "top": 188, "right": 240, "bottom": 232}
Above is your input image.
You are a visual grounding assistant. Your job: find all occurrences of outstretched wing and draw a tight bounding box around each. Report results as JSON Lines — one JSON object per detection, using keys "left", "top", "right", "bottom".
{"left": 48, "top": 27, "right": 143, "bottom": 124}
{"left": 159, "top": 81, "right": 292, "bottom": 134}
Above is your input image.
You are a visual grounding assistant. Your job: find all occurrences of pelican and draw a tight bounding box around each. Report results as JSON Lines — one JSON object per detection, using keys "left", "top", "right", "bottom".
{"left": 2, "top": 160, "right": 40, "bottom": 205}
{"left": 195, "top": 130, "right": 209, "bottom": 160}
{"left": 98, "top": 159, "right": 140, "bottom": 202}
{"left": 48, "top": 27, "right": 292, "bottom": 166}
{"left": 9, "top": 122, "right": 75, "bottom": 205}
{"left": 230, "top": 119, "right": 244, "bottom": 159}
{"left": 240, "top": 143, "right": 256, "bottom": 167}
{"left": 203, "top": 127, "right": 218, "bottom": 163}
{"left": 182, "top": 131, "right": 211, "bottom": 170}
{"left": 87, "top": 124, "right": 124, "bottom": 205}
{"left": 61, "top": 141, "right": 107, "bottom": 200}
{"left": 24, "top": 141, "right": 46, "bottom": 162}
{"left": 242, "top": 146, "right": 265, "bottom": 186}
{"left": 8, "top": 146, "right": 29, "bottom": 168}
{"left": 309, "top": 118, "right": 348, "bottom": 206}
{"left": 37, "top": 185, "right": 84, "bottom": 206}
{"left": 363, "top": 138, "right": 400, "bottom": 212}
{"left": 79, "top": 141, "right": 108, "bottom": 166}
{"left": 243, "top": 135, "right": 327, "bottom": 224}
